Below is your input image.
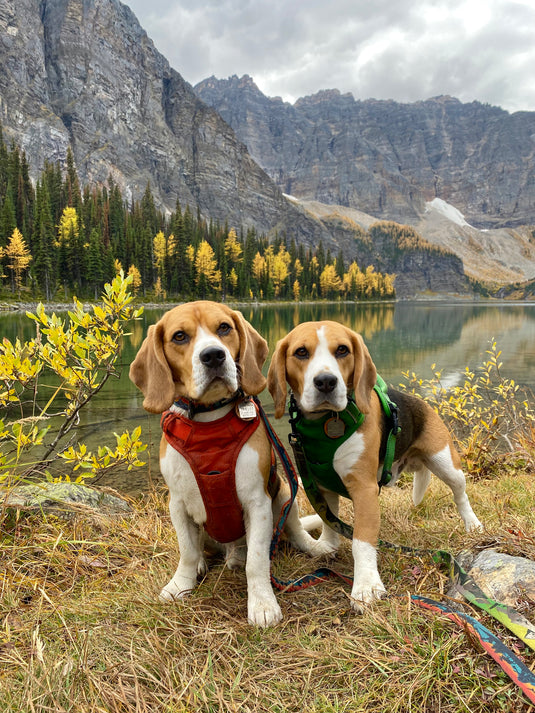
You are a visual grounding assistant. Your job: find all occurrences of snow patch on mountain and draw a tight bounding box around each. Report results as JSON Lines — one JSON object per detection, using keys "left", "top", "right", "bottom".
{"left": 425, "top": 198, "right": 472, "bottom": 227}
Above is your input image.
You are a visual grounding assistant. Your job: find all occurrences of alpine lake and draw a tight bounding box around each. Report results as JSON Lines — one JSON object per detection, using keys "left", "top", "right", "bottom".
{"left": 2, "top": 300, "right": 535, "bottom": 494}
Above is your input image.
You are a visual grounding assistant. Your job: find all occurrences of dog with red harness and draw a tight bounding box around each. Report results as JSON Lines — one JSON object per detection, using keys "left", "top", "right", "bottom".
{"left": 129, "top": 301, "right": 328, "bottom": 627}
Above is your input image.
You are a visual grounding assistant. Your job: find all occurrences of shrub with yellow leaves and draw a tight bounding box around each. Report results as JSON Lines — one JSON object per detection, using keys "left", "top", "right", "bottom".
{"left": 399, "top": 341, "right": 535, "bottom": 479}
{"left": 0, "top": 272, "right": 146, "bottom": 485}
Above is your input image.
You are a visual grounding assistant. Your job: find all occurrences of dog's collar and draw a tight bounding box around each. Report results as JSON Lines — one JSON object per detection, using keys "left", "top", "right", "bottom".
{"left": 174, "top": 389, "right": 243, "bottom": 418}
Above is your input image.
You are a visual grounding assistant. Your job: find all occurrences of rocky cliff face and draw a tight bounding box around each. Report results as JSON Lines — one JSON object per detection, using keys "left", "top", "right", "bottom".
{"left": 195, "top": 75, "right": 535, "bottom": 230}
{"left": 0, "top": 0, "right": 477, "bottom": 296}
{"left": 0, "top": 0, "right": 327, "bottom": 245}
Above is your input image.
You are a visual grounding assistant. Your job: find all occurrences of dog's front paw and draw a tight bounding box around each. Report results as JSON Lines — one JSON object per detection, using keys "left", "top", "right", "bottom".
{"left": 248, "top": 595, "right": 283, "bottom": 628}
{"left": 350, "top": 578, "right": 387, "bottom": 613}
{"left": 464, "top": 514, "right": 483, "bottom": 532}
{"left": 159, "top": 576, "right": 196, "bottom": 602}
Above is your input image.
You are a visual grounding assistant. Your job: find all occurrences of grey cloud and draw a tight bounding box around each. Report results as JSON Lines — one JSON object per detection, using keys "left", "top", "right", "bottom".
{"left": 125, "top": 0, "right": 535, "bottom": 112}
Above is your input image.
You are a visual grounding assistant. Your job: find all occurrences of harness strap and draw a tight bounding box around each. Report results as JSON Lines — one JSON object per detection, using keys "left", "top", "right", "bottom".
{"left": 374, "top": 375, "right": 401, "bottom": 487}
{"left": 174, "top": 390, "right": 243, "bottom": 418}
{"left": 288, "top": 428, "right": 354, "bottom": 540}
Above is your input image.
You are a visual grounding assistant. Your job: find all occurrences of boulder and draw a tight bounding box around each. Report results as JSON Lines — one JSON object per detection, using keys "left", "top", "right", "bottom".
{"left": 455, "top": 548, "right": 535, "bottom": 607}
{"left": 2, "top": 482, "right": 132, "bottom": 516}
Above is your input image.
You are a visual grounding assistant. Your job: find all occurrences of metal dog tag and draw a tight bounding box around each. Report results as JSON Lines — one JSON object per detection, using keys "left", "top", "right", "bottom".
{"left": 237, "top": 399, "right": 256, "bottom": 420}
{"left": 324, "top": 416, "right": 345, "bottom": 439}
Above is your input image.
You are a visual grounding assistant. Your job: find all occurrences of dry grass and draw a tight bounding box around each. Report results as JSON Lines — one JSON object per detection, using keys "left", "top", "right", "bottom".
{"left": 1, "top": 475, "right": 534, "bottom": 713}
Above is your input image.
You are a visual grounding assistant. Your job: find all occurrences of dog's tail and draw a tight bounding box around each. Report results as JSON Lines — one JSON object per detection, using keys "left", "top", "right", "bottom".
{"left": 300, "top": 514, "right": 323, "bottom": 532}
{"left": 412, "top": 467, "right": 432, "bottom": 506}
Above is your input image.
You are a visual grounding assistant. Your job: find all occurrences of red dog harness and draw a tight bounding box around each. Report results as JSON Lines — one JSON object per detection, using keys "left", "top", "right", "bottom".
{"left": 161, "top": 401, "right": 276, "bottom": 543}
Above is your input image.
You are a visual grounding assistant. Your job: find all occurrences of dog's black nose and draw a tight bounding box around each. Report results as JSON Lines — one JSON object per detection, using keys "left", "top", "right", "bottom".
{"left": 200, "top": 346, "right": 226, "bottom": 369}
{"left": 313, "top": 373, "right": 338, "bottom": 393}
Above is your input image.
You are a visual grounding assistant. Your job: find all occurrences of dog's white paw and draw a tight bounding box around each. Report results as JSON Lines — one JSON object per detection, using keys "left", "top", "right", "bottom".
{"left": 464, "top": 514, "right": 483, "bottom": 532}
{"left": 350, "top": 579, "right": 387, "bottom": 613}
{"left": 197, "top": 557, "right": 208, "bottom": 577}
{"left": 159, "top": 577, "right": 196, "bottom": 602}
{"left": 248, "top": 596, "right": 283, "bottom": 628}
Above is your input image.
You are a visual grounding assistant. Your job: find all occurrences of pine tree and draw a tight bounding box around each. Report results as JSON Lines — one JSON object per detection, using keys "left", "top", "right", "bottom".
{"left": 32, "top": 181, "right": 56, "bottom": 300}
{"left": 86, "top": 228, "right": 104, "bottom": 299}
{"left": 0, "top": 186, "right": 16, "bottom": 246}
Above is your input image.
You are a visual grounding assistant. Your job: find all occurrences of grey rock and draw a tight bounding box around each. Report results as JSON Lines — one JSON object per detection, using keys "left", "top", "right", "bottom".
{"left": 456, "top": 548, "right": 535, "bottom": 607}
{"left": 195, "top": 76, "right": 535, "bottom": 231}
{"left": 0, "top": 0, "right": 326, "bottom": 248}
{"left": 3, "top": 482, "right": 132, "bottom": 515}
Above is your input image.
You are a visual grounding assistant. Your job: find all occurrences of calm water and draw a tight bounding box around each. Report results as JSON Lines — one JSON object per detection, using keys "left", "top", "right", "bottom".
{"left": 2, "top": 301, "right": 535, "bottom": 493}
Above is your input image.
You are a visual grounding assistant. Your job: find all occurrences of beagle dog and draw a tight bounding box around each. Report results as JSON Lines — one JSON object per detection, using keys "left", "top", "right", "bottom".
{"left": 129, "top": 301, "right": 327, "bottom": 627}
{"left": 267, "top": 320, "right": 482, "bottom": 611}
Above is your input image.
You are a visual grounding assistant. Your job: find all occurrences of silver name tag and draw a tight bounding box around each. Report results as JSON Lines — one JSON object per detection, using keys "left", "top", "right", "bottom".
{"left": 237, "top": 400, "right": 257, "bottom": 420}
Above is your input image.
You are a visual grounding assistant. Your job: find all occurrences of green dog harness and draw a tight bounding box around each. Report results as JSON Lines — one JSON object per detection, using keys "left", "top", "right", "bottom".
{"left": 288, "top": 376, "right": 400, "bottom": 538}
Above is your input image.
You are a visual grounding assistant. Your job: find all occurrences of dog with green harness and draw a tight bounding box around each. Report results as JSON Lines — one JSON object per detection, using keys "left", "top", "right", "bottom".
{"left": 267, "top": 320, "right": 482, "bottom": 611}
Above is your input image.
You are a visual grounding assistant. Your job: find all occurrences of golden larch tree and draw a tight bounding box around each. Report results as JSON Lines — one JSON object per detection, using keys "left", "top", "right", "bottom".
{"left": 5, "top": 227, "right": 32, "bottom": 294}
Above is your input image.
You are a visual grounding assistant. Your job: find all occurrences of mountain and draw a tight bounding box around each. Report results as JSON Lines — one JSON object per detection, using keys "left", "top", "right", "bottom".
{"left": 195, "top": 76, "right": 535, "bottom": 285}
{"left": 0, "top": 0, "right": 331, "bottom": 250}
{"left": 195, "top": 75, "right": 535, "bottom": 231}
{"left": 0, "top": 0, "right": 524, "bottom": 297}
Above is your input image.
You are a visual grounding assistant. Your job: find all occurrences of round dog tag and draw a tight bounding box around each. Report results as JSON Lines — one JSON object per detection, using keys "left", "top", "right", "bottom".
{"left": 324, "top": 416, "right": 345, "bottom": 439}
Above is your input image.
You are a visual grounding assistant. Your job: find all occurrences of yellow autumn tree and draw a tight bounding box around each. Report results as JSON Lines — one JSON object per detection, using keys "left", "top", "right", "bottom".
{"left": 252, "top": 252, "right": 266, "bottom": 282}
{"left": 186, "top": 244, "right": 195, "bottom": 264}
{"left": 167, "top": 233, "right": 176, "bottom": 258}
{"left": 195, "top": 240, "right": 221, "bottom": 294}
{"left": 224, "top": 228, "right": 243, "bottom": 264}
{"left": 343, "top": 261, "right": 365, "bottom": 298}
{"left": 309, "top": 255, "right": 320, "bottom": 286}
{"left": 320, "top": 263, "right": 342, "bottom": 298}
{"left": 57, "top": 206, "right": 79, "bottom": 246}
{"left": 270, "top": 246, "right": 291, "bottom": 296}
{"left": 228, "top": 267, "right": 238, "bottom": 294}
{"left": 293, "top": 279, "right": 301, "bottom": 301}
{"left": 364, "top": 265, "right": 378, "bottom": 298}
{"left": 127, "top": 264, "right": 142, "bottom": 295}
{"left": 5, "top": 228, "right": 32, "bottom": 294}
{"left": 153, "top": 231, "right": 166, "bottom": 275}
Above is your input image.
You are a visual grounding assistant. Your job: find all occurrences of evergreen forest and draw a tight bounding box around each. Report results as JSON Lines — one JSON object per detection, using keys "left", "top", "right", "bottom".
{"left": 0, "top": 128, "right": 396, "bottom": 302}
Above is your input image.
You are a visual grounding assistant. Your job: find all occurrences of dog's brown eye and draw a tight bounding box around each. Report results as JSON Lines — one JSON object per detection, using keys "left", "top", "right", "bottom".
{"left": 335, "top": 345, "right": 350, "bottom": 358}
{"left": 217, "top": 322, "right": 232, "bottom": 336}
{"left": 172, "top": 330, "right": 188, "bottom": 343}
{"left": 294, "top": 346, "right": 309, "bottom": 359}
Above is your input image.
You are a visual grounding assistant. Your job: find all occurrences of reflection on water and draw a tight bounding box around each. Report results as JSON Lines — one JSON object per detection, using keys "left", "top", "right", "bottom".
{"left": 2, "top": 301, "right": 535, "bottom": 493}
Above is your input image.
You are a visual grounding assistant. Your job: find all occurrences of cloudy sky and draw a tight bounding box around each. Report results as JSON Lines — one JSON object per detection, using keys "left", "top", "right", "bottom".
{"left": 125, "top": 0, "right": 535, "bottom": 113}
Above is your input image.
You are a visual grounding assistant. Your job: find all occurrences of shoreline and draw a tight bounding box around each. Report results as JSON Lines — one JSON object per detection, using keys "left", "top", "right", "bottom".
{"left": 2, "top": 293, "right": 533, "bottom": 314}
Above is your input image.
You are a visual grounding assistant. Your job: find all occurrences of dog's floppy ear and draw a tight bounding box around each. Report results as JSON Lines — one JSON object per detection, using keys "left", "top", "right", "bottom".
{"left": 348, "top": 331, "right": 377, "bottom": 414}
{"left": 129, "top": 323, "right": 176, "bottom": 413}
{"left": 232, "top": 310, "right": 268, "bottom": 396}
{"left": 267, "top": 337, "right": 289, "bottom": 418}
